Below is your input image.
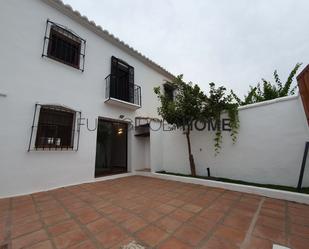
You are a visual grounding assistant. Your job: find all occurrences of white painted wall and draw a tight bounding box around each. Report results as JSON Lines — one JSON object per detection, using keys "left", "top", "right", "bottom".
{"left": 0, "top": 0, "right": 171, "bottom": 197}
{"left": 1, "top": 0, "right": 308, "bottom": 198}
{"left": 152, "top": 96, "right": 309, "bottom": 187}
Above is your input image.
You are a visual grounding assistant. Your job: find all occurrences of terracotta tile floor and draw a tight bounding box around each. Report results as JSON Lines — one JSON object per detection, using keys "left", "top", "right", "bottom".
{"left": 0, "top": 176, "right": 309, "bottom": 249}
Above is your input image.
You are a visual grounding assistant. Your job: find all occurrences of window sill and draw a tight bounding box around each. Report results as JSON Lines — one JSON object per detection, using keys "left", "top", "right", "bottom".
{"left": 31, "top": 147, "right": 75, "bottom": 152}
{"left": 44, "top": 55, "right": 82, "bottom": 71}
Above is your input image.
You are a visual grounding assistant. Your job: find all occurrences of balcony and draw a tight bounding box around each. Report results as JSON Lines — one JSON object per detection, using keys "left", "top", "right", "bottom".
{"left": 104, "top": 74, "right": 141, "bottom": 110}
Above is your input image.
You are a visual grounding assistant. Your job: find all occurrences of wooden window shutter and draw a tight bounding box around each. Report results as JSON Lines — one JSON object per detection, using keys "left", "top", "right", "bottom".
{"left": 128, "top": 66, "right": 134, "bottom": 103}
{"left": 110, "top": 56, "right": 119, "bottom": 98}
{"left": 297, "top": 64, "right": 309, "bottom": 125}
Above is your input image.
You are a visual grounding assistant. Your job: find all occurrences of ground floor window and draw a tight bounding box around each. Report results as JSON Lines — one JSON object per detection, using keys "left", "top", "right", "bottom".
{"left": 28, "top": 104, "right": 81, "bottom": 151}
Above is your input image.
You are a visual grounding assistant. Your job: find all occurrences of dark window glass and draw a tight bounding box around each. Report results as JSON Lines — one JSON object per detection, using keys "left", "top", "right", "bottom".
{"left": 164, "top": 83, "right": 174, "bottom": 101}
{"left": 110, "top": 56, "right": 135, "bottom": 103}
{"left": 35, "top": 106, "right": 75, "bottom": 149}
{"left": 47, "top": 26, "right": 81, "bottom": 68}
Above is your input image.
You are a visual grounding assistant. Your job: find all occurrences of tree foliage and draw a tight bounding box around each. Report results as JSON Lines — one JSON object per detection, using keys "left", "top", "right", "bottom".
{"left": 231, "top": 63, "right": 302, "bottom": 105}
{"left": 154, "top": 75, "right": 239, "bottom": 176}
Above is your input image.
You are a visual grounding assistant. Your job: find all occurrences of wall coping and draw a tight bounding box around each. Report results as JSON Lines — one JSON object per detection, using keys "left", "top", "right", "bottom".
{"left": 238, "top": 95, "right": 299, "bottom": 111}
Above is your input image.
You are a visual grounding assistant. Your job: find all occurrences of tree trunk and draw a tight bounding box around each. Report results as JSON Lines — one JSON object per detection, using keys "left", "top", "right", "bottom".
{"left": 185, "top": 130, "right": 196, "bottom": 176}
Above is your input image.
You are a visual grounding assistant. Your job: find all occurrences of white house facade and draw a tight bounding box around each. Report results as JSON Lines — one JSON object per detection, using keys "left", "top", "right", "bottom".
{"left": 0, "top": 0, "right": 174, "bottom": 197}
{"left": 1, "top": 0, "right": 309, "bottom": 199}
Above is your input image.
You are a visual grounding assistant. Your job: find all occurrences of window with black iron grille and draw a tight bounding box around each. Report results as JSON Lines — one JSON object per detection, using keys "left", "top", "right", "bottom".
{"left": 105, "top": 56, "right": 142, "bottom": 107}
{"left": 28, "top": 104, "right": 81, "bottom": 151}
{"left": 164, "top": 83, "right": 175, "bottom": 101}
{"left": 42, "top": 20, "right": 86, "bottom": 71}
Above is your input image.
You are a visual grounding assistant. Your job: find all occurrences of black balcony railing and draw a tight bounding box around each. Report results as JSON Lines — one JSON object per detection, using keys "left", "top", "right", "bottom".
{"left": 105, "top": 74, "right": 141, "bottom": 106}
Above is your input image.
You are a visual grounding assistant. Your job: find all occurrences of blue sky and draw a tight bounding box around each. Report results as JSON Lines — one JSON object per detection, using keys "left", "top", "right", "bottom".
{"left": 63, "top": 0, "right": 309, "bottom": 97}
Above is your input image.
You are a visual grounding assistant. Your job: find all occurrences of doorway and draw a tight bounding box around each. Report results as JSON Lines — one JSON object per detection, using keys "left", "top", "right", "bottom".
{"left": 95, "top": 118, "right": 128, "bottom": 177}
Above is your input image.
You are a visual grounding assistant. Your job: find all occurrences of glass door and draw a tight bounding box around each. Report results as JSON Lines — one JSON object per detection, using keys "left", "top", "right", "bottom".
{"left": 95, "top": 119, "right": 127, "bottom": 177}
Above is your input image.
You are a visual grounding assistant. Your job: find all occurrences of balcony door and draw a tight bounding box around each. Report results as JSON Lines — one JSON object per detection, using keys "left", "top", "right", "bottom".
{"left": 95, "top": 118, "right": 127, "bottom": 177}
{"left": 110, "top": 56, "right": 134, "bottom": 103}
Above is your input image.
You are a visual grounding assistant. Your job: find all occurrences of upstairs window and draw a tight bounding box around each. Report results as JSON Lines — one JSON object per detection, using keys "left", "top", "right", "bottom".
{"left": 110, "top": 56, "right": 135, "bottom": 103}
{"left": 35, "top": 106, "right": 75, "bottom": 149}
{"left": 164, "top": 83, "right": 175, "bottom": 101}
{"left": 42, "top": 20, "right": 86, "bottom": 71}
{"left": 27, "top": 104, "right": 81, "bottom": 151}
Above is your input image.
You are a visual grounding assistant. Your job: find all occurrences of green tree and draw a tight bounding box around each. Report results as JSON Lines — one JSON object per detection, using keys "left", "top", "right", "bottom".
{"left": 154, "top": 75, "right": 239, "bottom": 176}
{"left": 232, "top": 63, "right": 302, "bottom": 105}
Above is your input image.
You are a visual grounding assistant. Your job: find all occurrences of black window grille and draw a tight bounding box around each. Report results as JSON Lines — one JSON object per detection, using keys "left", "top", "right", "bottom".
{"left": 42, "top": 20, "right": 86, "bottom": 71}
{"left": 105, "top": 56, "right": 141, "bottom": 107}
{"left": 28, "top": 104, "right": 81, "bottom": 151}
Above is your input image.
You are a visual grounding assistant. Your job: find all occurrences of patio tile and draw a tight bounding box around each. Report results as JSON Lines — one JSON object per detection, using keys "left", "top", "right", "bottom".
{"left": 290, "top": 223, "right": 309, "bottom": 238}
{"left": 158, "top": 237, "right": 191, "bottom": 249}
{"left": 189, "top": 215, "right": 217, "bottom": 233}
{"left": 1, "top": 176, "right": 309, "bottom": 249}
{"left": 99, "top": 204, "right": 123, "bottom": 215}
{"left": 256, "top": 215, "right": 285, "bottom": 231}
{"left": 199, "top": 235, "right": 238, "bottom": 249}
{"left": 136, "top": 224, "right": 168, "bottom": 247}
{"left": 39, "top": 207, "right": 66, "bottom": 218}
{"left": 223, "top": 213, "right": 252, "bottom": 231}
{"left": 240, "top": 194, "right": 262, "bottom": 204}
{"left": 174, "top": 224, "right": 207, "bottom": 246}
{"left": 155, "top": 216, "right": 182, "bottom": 233}
{"left": 140, "top": 209, "right": 163, "bottom": 222}
{"left": 63, "top": 201, "right": 87, "bottom": 211}
{"left": 11, "top": 229, "right": 48, "bottom": 249}
{"left": 67, "top": 240, "right": 97, "bottom": 249}
{"left": 260, "top": 207, "right": 285, "bottom": 219}
{"left": 168, "top": 209, "right": 194, "bottom": 222}
{"left": 245, "top": 236, "right": 273, "bottom": 249}
{"left": 107, "top": 209, "right": 135, "bottom": 224}
{"left": 53, "top": 229, "right": 87, "bottom": 249}
{"left": 156, "top": 204, "right": 177, "bottom": 214}
{"left": 208, "top": 198, "right": 234, "bottom": 212}
{"left": 76, "top": 210, "right": 101, "bottom": 225}
{"left": 182, "top": 203, "right": 202, "bottom": 213}
{"left": 48, "top": 219, "right": 80, "bottom": 237}
{"left": 109, "top": 236, "right": 137, "bottom": 249}
{"left": 95, "top": 226, "right": 129, "bottom": 248}
{"left": 11, "top": 220, "right": 43, "bottom": 238}
{"left": 11, "top": 214, "right": 37, "bottom": 225}
{"left": 221, "top": 191, "right": 242, "bottom": 200}
{"left": 253, "top": 224, "right": 286, "bottom": 245}
{"left": 263, "top": 201, "right": 285, "bottom": 212}
{"left": 91, "top": 200, "right": 110, "bottom": 210}
{"left": 37, "top": 201, "right": 60, "bottom": 212}
{"left": 212, "top": 225, "right": 246, "bottom": 246}
{"left": 233, "top": 202, "right": 258, "bottom": 216}
{"left": 289, "top": 206, "right": 309, "bottom": 218}
{"left": 43, "top": 213, "right": 70, "bottom": 226}
{"left": 120, "top": 215, "right": 147, "bottom": 233}
{"left": 86, "top": 217, "right": 114, "bottom": 235}
{"left": 289, "top": 234, "right": 309, "bottom": 249}
{"left": 199, "top": 209, "right": 225, "bottom": 223}
{"left": 167, "top": 199, "right": 185, "bottom": 207}
{"left": 289, "top": 214, "right": 309, "bottom": 226}
{"left": 27, "top": 240, "right": 53, "bottom": 249}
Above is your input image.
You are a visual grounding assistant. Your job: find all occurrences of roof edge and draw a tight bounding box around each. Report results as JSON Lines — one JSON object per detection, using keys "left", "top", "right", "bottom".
{"left": 41, "top": 0, "right": 176, "bottom": 80}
